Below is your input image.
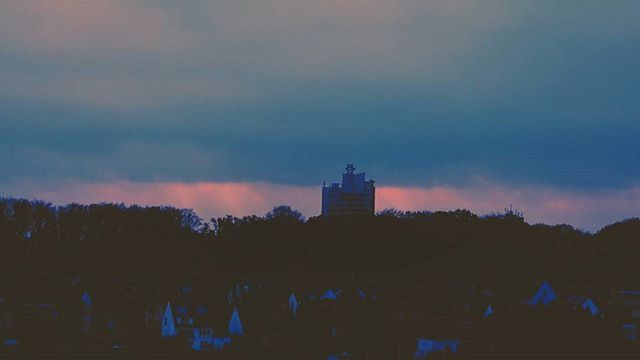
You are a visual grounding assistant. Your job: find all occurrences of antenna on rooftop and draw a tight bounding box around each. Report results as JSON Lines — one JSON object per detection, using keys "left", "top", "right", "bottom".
{"left": 503, "top": 204, "right": 523, "bottom": 218}
{"left": 346, "top": 164, "right": 355, "bottom": 175}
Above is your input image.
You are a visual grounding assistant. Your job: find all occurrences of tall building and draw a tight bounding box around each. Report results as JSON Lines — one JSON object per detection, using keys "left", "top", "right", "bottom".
{"left": 321, "top": 164, "right": 375, "bottom": 216}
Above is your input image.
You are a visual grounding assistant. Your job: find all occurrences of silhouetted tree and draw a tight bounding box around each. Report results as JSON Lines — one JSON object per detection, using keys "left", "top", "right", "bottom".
{"left": 265, "top": 205, "right": 305, "bottom": 222}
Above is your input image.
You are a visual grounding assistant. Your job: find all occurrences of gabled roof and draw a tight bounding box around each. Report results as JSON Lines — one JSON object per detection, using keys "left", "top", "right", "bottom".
{"left": 161, "top": 302, "right": 177, "bottom": 337}
{"left": 582, "top": 298, "right": 600, "bottom": 317}
{"left": 530, "top": 281, "right": 557, "bottom": 307}
{"left": 320, "top": 289, "right": 339, "bottom": 300}
{"left": 562, "top": 294, "right": 601, "bottom": 317}
{"left": 484, "top": 304, "right": 494, "bottom": 318}
{"left": 228, "top": 307, "right": 244, "bottom": 336}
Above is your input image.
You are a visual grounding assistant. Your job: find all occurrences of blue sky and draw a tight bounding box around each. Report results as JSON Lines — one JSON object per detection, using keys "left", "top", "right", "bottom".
{"left": 1, "top": 1, "right": 639, "bottom": 230}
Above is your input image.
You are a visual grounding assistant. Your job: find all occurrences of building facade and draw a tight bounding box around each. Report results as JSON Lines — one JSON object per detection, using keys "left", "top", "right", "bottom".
{"left": 322, "top": 164, "right": 375, "bottom": 216}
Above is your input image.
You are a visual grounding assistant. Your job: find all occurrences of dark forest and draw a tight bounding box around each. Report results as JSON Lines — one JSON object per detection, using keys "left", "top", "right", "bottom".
{"left": 2, "top": 199, "right": 640, "bottom": 358}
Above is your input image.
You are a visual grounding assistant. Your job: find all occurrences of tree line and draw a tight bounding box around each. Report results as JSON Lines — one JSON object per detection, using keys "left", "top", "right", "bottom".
{"left": 1, "top": 199, "right": 639, "bottom": 298}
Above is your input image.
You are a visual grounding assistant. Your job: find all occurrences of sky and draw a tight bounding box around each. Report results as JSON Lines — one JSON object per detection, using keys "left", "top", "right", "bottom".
{"left": 1, "top": 0, "right": 639, "bottom": 231}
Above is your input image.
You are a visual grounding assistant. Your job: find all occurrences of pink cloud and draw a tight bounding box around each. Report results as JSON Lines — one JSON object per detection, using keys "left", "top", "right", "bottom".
{"left": 2, "top": 181, "right": 639, "bottom": 232}
{"left": 378, "top": 185, "right": 640, "bottom": 231}
{"left": 3, "top": 181, "right": 319, "bottom": 221}
{"left": 0, "top": 1, "right": 200, "bottom": 54}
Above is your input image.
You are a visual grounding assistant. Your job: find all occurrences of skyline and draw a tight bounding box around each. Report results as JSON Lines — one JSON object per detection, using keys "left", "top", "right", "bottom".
{"left": 2, "top": 178, "right": 639, "bottom": 232}
{"left": 2, "top": 1, "right": 640, "bottom": 231}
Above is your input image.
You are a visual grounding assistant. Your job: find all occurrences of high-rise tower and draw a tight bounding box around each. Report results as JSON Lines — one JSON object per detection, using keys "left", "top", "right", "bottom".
{"left": 321, "top": 164, "right": 375, "bottom": 216}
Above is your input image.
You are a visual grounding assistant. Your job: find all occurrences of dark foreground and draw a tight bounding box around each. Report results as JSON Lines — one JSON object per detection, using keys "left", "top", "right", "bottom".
{"left": 1, "top": 200, "right": 640, "bottom": 358}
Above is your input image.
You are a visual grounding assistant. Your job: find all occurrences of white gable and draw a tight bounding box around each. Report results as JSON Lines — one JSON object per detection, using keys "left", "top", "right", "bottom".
{"left": 320, "top": 289, "right": 338, "bottom": 300}
{"left": 530, "top": 281, "right": 557, "bottom": 307}
{"left": 289, "top": 293, "right": 299, "bottom": 316}
{"left": 229, "top": 307, "right": 244, "bottom": 336}
{"left": 484, "top": 304, "right": 493, "bottom": 318}
{"left": 162, "top": 302, "right": 177, "bottom": 337}
{"left": 582, "top": 298, "right": 600, "bottom": 317}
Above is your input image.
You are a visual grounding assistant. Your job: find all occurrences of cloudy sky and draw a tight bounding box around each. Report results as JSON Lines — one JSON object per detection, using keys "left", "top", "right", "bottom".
{"left": 1, "top": 0, "right": 639, "bottom": 231}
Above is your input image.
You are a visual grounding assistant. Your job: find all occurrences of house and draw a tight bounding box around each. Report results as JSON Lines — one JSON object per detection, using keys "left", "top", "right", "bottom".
{"left": 174, "top": 305, "right": 195, "bottom": 327}
{"left": 161, "top": 302, "right": 177, "bottom": 337}
{"left": 582, "top": 298, "right": 600, "bottom": 317}
{"left": 530, "top": 281, "right": 557, "bottom": 307}
{"left": 320, "top": 289, "right": 339, "bottom": 301}
{"left": 484, "top": 304, "right": 494, "bottom": 318}
{"left": 80, "top": 291, "right": 92, "bottom": 334}
{"left": 289, "top": 293, "right": 299, "bottom": 316}
{"left": 414, "top": 338, "right": 460, "bottom": 359}
{"left": 212, "top": 336, "right": 233, "bottom": 350}
{"left": 190, "top": 310, "right": 235, "bottom": 352}
{"left": 567, "top": 296, "right": 601, "bottom": 317}
{"left": 161, "top": 299, "right": 239, "bottom": 351}
{"left": 229, "top": 307, "right": 244, "bottom": 336}
{"left": 191, "top": 326, "right": 232, "bottom": 351}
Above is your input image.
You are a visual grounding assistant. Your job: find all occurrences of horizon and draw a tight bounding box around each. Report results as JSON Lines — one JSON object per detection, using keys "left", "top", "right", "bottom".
{"left": 2, "top": 185, "right": 638, "bottom": 234}
{"left": 2, "top": 1, "right": 640, "bottom": 232}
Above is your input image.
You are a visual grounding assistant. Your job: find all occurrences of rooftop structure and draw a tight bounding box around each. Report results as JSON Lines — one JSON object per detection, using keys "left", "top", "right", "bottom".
{"left": 321, "top": 164, "right": 375, "bottom": 216}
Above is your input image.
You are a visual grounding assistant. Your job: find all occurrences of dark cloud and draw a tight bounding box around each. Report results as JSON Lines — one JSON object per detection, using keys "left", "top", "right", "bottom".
{"left": 1, "top": 0, "right": 639, "bottom": 192}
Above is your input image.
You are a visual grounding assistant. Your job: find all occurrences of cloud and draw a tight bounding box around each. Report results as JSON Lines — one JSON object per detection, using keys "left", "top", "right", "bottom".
{"left": 377, "top": 185, "right": 640, "bottom": 231}
{"left": 0, "top": 180, "right": 319, "bottom": 221}
{"left": 1, "top": 1, "right": 639, "bottom": 195}
{"left": 1, "top": 72, "right": 250, "bottom": 109}
{"left": 0, "top": 0, "right": 201, "bottom": 54}
{"left": 2, "top": 0, "right": 638, "bottom": 110}
{"left": 0, "top": 141, "right": 232, "bottom": 184}
{"left": 0, "top": 1, "right": 225, "bottom": 108}
{"left": 201, "top": 0, "right": 511, "bottom": 80}
{"left": 2, "top": 180, "right": 639, "bottom": 232}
